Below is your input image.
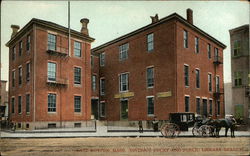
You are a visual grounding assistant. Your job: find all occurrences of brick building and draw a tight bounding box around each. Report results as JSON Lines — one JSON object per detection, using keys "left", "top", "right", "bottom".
{"left": 0, "top": 80, "right": 8, "bottom": 120}
{"left": 229, "top": 25, "right": 250, "bottom": 124}
{"left": 6, "top": 18, "right": 94, "bottom": 129}
{"left": 92, "top": 9, "right": 226, "bottom": 121}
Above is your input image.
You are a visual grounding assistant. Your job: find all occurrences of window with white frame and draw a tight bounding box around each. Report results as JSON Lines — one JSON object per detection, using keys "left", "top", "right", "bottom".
{"left": 11, "top": 97, "right": 15, "bottom": 114}
{"left": 195, "top": 69, "right": 200, "bottom": 88}
{"left": 74, "top": 41, "right": 81, "bottom": 57}
{"left": 48, "top": 93, "right": 56, "bottom": 112}
{"left": 184, "top": 30, "right": 188, "bottom": 48}
{"left": 18, "top": 96, "right": 22, "bottom": 114}
{"left": 208, "top": 73, "right": 212, "bottom": 92}
{"left": 74, "top": 96, "right": 81, "bottom": 112}
{"left": 207, "top": 44, "right": 211, "bottom": 59}
{"left": 100, "top": 52, "right": 105, "bottom": 66}
{"left": 48, "top": 33, "right": 56, "bottom": 51}
{"left": 74, "top": 67, "right": 81, "bottom": 85}
{"left": 147, "top": 33, "right": 154, "bottom": 51}
{"left": 185, "top": 96, "right": 190, "bottom": 112}
{"left": 195, "top": 37, "right": 199, "bottom": 53}
{"left": 92, "top": 75, "right": 96, "bottom": 91}
{"left": 119, "top": 43, "right": 129, "bottom": 61}
{"left": 119, "top": 73, "right": 129, "bottom": 92}
{"left": 12, "top": 46, "right": 16, "bottom": 61}
{"left": 26, "top": 94, "right": 30, "bottom": 114}
{"left": 100, "top": 78, "right": 105, "bottom": 95}
{"left": 196, "top": 98, "right": 200, "bottom": 114}
{"left": 18, "top": 66, "right": 22, "bottom": 85}
{"left": 100, "top": 102, "right": 106, "bottom": 117}
{"left": 147, "top": 96, "right": 154, "bottom": 115}
{"left": 48, "top": 62, "right": 56, "bottom": 81}
{"left": 26, "top": 34, "right": 31, "bottom": 51}
{"left": 216, "top": 76, "right": 220, "bottom": 92}
{"left": 214, "top": 47, "right": 219, "bottom": 58}
{"left": 147, "top": 67, "right": 154, "bottom": 88}
{"left": 184, "top": 65, "right": 189, "bottom": 87}
{"left": 26, "top": 62, "right": 30, "bottom": 82}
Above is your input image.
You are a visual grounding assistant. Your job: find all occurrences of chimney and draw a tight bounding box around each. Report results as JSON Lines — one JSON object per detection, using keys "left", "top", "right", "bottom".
{"left": 186, "top": 8, "right": 193, "bottom": 24}
{"left": 80, "top": 18, "right": 89, "bottom": 36}
{"left": 11, "top": 25, "right": 20, "bottom": 38}
{"left": 150, "top": 14, "right": 159, "bottom": 23}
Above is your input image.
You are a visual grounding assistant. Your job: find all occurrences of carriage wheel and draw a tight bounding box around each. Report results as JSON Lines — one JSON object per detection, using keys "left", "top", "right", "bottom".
{"left": 199, "top": 125, "right": 213, "bottom": 137}
{"left": 161, "top": 123, "right": 180, "bottom": 137}
{"left": 192, "top": 126, "right": 199, "bottom": 136}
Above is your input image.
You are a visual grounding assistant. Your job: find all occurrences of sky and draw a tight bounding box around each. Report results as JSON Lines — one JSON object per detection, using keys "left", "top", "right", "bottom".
{"left": 1, "top": 1, "right": 249, "bottom": 87}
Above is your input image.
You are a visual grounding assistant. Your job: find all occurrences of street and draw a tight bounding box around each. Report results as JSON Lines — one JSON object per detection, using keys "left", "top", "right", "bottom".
{"left": 1, "top": 137, "right": 249, "bottom": 156}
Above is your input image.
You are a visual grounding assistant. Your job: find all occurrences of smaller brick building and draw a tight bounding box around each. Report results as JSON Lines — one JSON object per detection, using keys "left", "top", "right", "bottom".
{"left": 92, "top": 9, "right": 226, "bottom": 121}
{"left": 6, "top": 18, "right": 94, "bottom": 129}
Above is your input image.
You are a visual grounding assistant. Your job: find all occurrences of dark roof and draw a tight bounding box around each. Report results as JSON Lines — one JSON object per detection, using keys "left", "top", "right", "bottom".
{"left": 92, "top": 13, "right": 226, "bottom": 52}
{"left": 6, "top": 18, "right": 95, "bottom": 47}
{"left": 229, "top": 24, "right": 249, "bottom": 33}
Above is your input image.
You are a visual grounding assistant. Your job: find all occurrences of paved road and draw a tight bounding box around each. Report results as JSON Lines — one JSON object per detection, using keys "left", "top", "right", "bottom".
{"left": 1, "top": 137, "right": 249, "bottom": 156}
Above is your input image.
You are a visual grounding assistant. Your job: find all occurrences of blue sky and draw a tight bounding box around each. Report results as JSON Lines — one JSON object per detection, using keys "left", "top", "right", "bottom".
{"left": 1, "top": 1, "right": 249, "bottom": 85}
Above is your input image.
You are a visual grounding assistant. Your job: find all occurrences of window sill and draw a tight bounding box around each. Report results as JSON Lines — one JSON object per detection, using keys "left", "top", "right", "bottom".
{"left": 74, "top": 112, "right": 82, "bottom": 115}
{"left": 119, "top": 90, "right": 129, "bottom": 93}
{"left": 147, "top": 86, "right": 154, "bottom": 89}
{"left": 147, "top": 114, "right": 155, "bottom": 117}
{"left": 48, "top": 112, "right": 57, "bottom": 114}
{"left": 74, "top": 84, "right": 82, "bottom": 87}
{"left": 185, "top": 85, "right": 189, "bottom": 88}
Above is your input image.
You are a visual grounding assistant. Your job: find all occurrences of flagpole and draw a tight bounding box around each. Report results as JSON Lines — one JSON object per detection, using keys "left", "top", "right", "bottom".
{"left": 68, "top": 0, "right": 71, "bottom": 57}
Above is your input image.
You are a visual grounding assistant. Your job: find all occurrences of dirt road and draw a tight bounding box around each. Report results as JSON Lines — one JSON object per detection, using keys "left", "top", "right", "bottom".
{"left": 1, "top": 137, "right": 249, "bottom": 156}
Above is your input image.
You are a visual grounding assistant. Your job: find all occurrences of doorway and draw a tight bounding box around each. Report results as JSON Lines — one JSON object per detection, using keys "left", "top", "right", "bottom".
{"left": 91, "top": 99, "right": 99, "bottom": 120}
{"left": 202, "top": 99, "right": 208, "bottom": 117}
{"left": 120, "top": 99, "right": 128, "bottom": 120}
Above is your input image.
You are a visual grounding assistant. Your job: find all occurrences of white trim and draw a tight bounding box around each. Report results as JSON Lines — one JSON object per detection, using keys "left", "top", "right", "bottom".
{"left": 100, "top": 77, "right": 105, "bottom": 96}
{"left": 146, "top": 95, "right": 154, "bottom": 98}
{"left": 184, "top": 95, "right": 190, "bottom": 97}
{"left": 47, "top": 30, "right": 58, "bottom": 35}
{"left": 119, "top": 72, "right": 129, "bottom": 93}
{"left": 201, "top": 97, "right": 207, "bottom": 99}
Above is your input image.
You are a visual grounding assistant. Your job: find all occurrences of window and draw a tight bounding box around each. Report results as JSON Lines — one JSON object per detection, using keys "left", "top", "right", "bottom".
{"left": 26, "top": 35, "right": 31, "bottom": 51}
{"left": 19, "top": 41, "right": 22, "bottom": 56}
{"left": 147, "top": 96, "right": 154, "bottom": 115}
{"left": 208, "top": 73, "right": 212, "bottom": 92}
{"left": 48, "top": 33, "right": 56, "bottom": 51}
{"left": 92, "top": 75, "right": 96, "bottom": 91}
{"left": 12, "top": 46, "right": 16, "bottom": 61}
{"left": 26, "top": 94, "right": 30, "bottom": 114}
{"left": 195, "top": 69, "right": 200, "bottom": 88}
{"left": 48, "top": 123, "right": 56, "bottom": 128}
{"left": 207, "top": 44, "right": 211, "bottom": 59}
{"left": 202, "top": 99, "right": 208, "bottom": 117}
{"left": 233, "top": 40, "right": 240, "bottom": 57}
{"left": 214, "top": 48, "right": 219, "bottom": 58}
{"left": 185, "top": 96, "right": 190, "bottom": 112}
{"left": 184, "top": 30, "right": 188, "bottom": 48}
{"left": 100, "top": 102, "right": 106, "bottom": 117}
{"left": 119, "top": 73, "right": 129, "bottom": 92}
{"left": 100, "top": 52, "right": 105, "bottom": 67}
{"left": 74, "top": 96, "right": 81, "bottom": 112}
{"left": 147, "top": 67, "right": 154, "bottom": 88}
{"left": 91, "top": 55, "right": 94, "bottom": 67}
{"left": 217, "top": 101, "right": 220, "bottom": 115}
{"left": 100, "top": 78, "right": 105, "bottom": 95}
{"left": 234, "top": 72, "right": 242, "bottom": 87}
{"left": 147, "top": 33, "right": 154, "bottom": 51}
{"left": 216, "top": 76, "right": 220, "bottom": 92}
{"left": 12, "top": 70, "right": 15, "bottom": 87}
{"left": 74, "top": 41, "right": 81, "bottom": 57}
{"left": 195, "top": 37, "right": 199, "bottom": 53}
{"left": 18, "top": 96, "right": 22, "bottom": 114}
{"left": 119, "top": 43, "right": 129, "bottom": 61}
{"left": 74, "top": 67, "right": 81, "bottom": 84}
{"left": 196, "top": 98, "right": 200, "bottom": 114}
{"left": 209, "top": 99, "right": 213, "bottom": 115}
{"left": 48, "top": 62, "right": 56, "bottom": 81}
{"left": 18, "top": 66, "right": 22, "bottom": 85}
{"left": 26, "top": 63, "right": 30, "bottom": 82}
{"left": 11, "top": 97, "right": 15, "bottom": 114}
{"left": 74, "top": 123, "right": 81, "bottom": 128}
{"left": 48, "top": 93, "right": 56, "bottom": 112}
{"left": 184, "top": 65, "right": 189, "bottom": 87}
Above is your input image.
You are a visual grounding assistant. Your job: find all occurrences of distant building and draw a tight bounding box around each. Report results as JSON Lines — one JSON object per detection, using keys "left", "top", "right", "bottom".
{"left": 0, "top": 80, "right": 8, "bottom": 120}
{"left": 224, "top": 82, "right": 233, "bottom": 115}
{"left": 6, "top": 18, "right": 94, "bottom": 129}
{"left": 92, "top": 9, "right": 226, "bottom": 121}
{"left": 229, "top": 24, "right": 250, "bottom": 124}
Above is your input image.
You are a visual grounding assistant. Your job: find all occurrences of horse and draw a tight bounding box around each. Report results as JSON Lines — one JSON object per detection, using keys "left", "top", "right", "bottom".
{"left": 209, "top": 117, "right": 236, "bottom": 138}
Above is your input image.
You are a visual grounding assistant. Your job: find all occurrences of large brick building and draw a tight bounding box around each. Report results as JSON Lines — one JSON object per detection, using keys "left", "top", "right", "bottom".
{"left": 229, "top": 25, "right": 250, "bottom": 124}
{"left": 6, "top": 18, "right": 94, "bottom": 129}
{"left": 92, "top": 9, "right": 226, "bottom": 121}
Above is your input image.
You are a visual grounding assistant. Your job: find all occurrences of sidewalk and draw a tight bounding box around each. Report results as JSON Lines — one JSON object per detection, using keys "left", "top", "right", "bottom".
{"left": 1, "top": 125, "right": 250, "bottom": 138}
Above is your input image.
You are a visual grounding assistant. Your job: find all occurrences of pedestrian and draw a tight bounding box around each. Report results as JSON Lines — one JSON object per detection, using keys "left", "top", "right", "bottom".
{"left": 152, "top": 116, "right": 159, "bottom": 132}
{"left": 138, "top": 120, "right": 143, "bottom": 133}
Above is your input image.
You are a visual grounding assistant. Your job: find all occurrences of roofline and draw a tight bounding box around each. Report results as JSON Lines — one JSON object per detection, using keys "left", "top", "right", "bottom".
{"left": 6, "top": 18, "right": 95, "bottom": 47}
{"left": 92, "top": 13, "right": 226, "bottom": 52}
{"left": 229, "top": 24, "right": 249, "bottom": 33}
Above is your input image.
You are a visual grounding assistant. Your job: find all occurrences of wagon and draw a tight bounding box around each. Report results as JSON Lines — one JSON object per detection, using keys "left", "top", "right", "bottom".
{"left": 161, "top": 112, "right": 195, "bottom": 137}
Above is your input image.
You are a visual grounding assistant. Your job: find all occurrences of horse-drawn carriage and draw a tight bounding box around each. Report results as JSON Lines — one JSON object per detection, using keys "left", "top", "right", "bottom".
{"left": 160, "top": 112, "right": 236, "bottom": 137}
